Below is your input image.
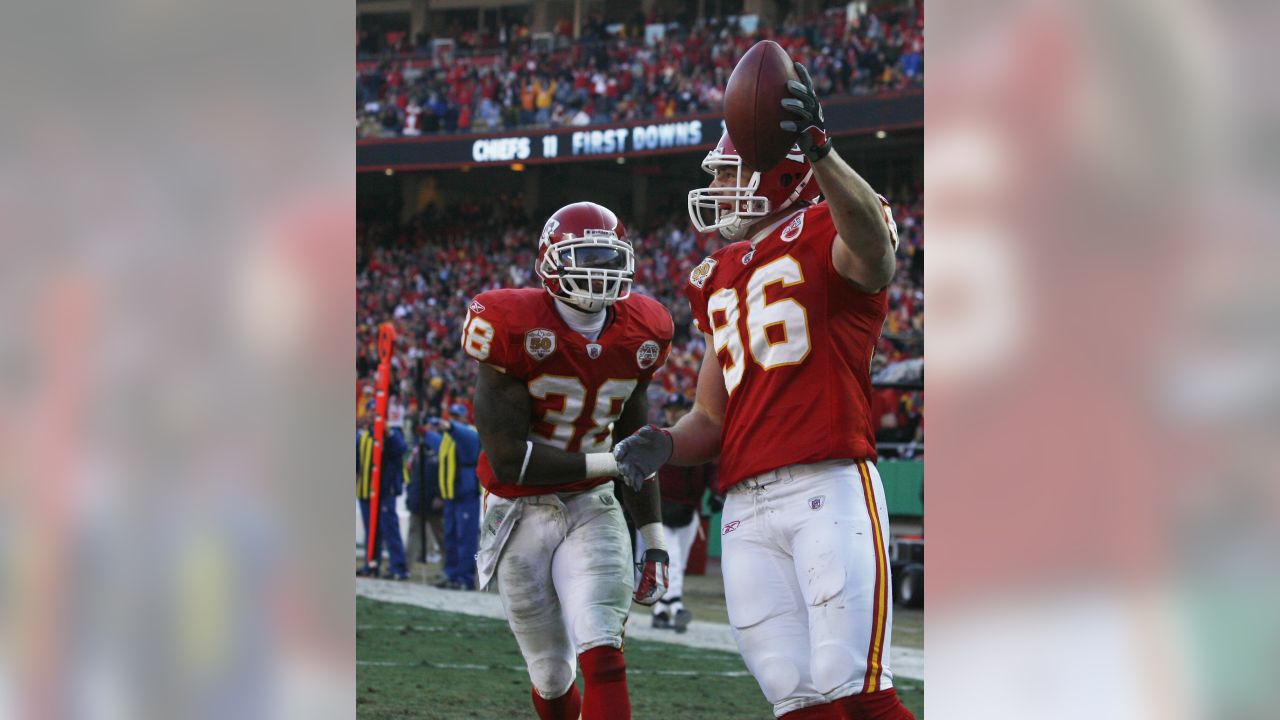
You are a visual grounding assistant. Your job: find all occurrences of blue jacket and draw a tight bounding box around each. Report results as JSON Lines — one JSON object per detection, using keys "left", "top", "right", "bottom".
{"left": 358, "top": 427, "right": 408, "bottom": 499}
{"left": 407, "top": 430, "right": 442, "bottom": 514}
{"left": 382, "top": 428, "right": 408, "bottom": 497}
{"left": 438, "top": 421, "right": 481, "bottom": 500}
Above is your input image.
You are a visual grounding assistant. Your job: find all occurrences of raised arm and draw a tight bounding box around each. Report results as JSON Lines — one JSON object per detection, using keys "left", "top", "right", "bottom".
{"left": 816, "top": 150, "right": 898, "bottom": 292}
{"left": 472, "top": 363, "right": 618, "bottom": 486}
{"left": 781, "top": 61, "right": 899, "bottom": 292}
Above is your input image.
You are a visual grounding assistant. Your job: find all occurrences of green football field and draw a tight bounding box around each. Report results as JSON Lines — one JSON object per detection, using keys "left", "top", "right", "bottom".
{"left": 357, "top": 596, "right": 924, "bottom": 719}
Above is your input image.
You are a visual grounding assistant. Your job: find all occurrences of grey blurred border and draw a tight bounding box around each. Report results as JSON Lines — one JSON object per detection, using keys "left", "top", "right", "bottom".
{"left": 926, "top": 0, "right": 1280, "bottom": 717}
{"left": 0, "top": 0, "right": 354, "bottom": 717}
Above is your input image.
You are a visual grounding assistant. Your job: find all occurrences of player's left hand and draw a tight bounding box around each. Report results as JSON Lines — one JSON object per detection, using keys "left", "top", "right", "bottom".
{"left": 779, "top": 61, "right": 831, "bottom": 162}
{"left": 612, "top": 425, "right": 672, "bottom": 491}
{"left": 633, "top": 548, "right": 670, "bottom": 606}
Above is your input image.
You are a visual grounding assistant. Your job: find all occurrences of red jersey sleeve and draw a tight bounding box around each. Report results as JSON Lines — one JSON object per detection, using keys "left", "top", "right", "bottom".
{"left": 461, "top": 290, "right": 529, "bottom": 378}
{"left": 803, "top": 201, "right": 890, "bottom": 321}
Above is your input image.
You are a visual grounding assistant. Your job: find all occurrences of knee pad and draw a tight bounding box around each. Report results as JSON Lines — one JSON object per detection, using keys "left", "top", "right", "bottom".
{"left": 578, "top": 646, "right": 626, "bottom": 685}
{"left": 529, "top": 657, "right": 575, "bottom": 699}
{"left": 753, "top": 653, "right": 802, "bottom": 704}
{"left": 811, "top": 641, "right": 861, "bottom": 695}
{"left": 572, "top": 604, "right": 627, "bottom": 650}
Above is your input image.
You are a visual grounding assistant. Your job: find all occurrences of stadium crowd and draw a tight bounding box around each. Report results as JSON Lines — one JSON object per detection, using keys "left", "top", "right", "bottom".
{"left": 356, "top": 188, "right": 923, "bottom": 451}
{"left": 357, "top": 7, "right": 923, "bottom": 138}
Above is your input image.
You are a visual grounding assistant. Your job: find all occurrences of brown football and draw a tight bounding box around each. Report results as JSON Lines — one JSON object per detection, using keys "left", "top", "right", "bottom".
{"left": 723, "top": 40, "right": 801, "bottom": 172}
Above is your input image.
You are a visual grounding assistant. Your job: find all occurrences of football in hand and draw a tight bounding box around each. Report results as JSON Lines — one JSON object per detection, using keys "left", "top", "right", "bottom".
{"left": 723, "top": 40, "right": 801, "bottom": 172}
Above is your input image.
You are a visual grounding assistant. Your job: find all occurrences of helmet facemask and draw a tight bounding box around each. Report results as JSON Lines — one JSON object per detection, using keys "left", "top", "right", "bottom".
{"left": 537, "top": 229, "right": 634, "bottom": 313}
{"left": 687, "top": 149, "right": 770, "bottom": 240}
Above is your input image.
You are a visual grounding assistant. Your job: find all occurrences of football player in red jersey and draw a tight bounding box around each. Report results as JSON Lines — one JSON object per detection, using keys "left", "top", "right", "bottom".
{"left": 461, "top": 201, "right": 675, "bottom": 720}
{"left": 614, "top": 64, "right": 916, "bottom": 720}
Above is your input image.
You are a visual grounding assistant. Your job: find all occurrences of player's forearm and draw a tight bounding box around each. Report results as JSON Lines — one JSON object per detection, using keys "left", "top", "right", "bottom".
{"left": 667, "top": 406, "right": 723, "bottom": 466}
{"left": 617, "top": 476, "right": 662, "bottom": 527}
{"left": 812, "top": 148, "right": 896, "bottom": 288}
{"left": 487, "top": 440, "right": 613, "bottom": 487}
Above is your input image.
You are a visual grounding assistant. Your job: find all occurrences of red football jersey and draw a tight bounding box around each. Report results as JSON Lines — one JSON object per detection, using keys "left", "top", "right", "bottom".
{"left": 686, "top": 201, "right": 889, "bottom": 493}
{"left": 462, "top": 288, "right": 674, "bottom": 498}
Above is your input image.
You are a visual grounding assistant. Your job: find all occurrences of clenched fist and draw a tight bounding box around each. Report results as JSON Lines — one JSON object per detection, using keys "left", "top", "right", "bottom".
{"left": 779, "top": 61, "right": 831, "bottom": 162}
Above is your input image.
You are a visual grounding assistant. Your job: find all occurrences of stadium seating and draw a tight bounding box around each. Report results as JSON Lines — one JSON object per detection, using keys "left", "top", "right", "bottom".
{"left": 357, "top": 9, "right": 924, "bottom": 138}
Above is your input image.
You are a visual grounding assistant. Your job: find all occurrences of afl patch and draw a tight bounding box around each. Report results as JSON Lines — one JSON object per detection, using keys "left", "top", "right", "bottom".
{"left": 780, "top": 211, "right": 805, "bottom": 242}
{"left": 469, "top": 299, "right": 485, "bottom": 314}
{"left": 689, "top": 257, "right": 717, "bottom": 289}
{"left": 636, "top": 340, "right": 661, "bottom": 369}
{"left": 524, "top": 328, "right": 557, "bottom": 361}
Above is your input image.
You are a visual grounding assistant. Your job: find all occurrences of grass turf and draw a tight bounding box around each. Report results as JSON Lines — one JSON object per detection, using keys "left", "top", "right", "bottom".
{"left": 357, "top": 596, "right": 923, "bottom": 719}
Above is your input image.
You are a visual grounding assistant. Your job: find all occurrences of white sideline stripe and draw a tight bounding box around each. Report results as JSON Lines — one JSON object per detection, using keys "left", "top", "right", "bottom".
{"left": 357, "top": 660, "right": 752, "bottom": 677}
{"left": 356, "top": 578, "right": 924, "bottom": 680}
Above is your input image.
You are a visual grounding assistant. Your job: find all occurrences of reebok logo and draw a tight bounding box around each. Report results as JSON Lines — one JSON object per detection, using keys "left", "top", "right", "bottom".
{"left": 722, "top": 520, "right": 741, "bottom": 535}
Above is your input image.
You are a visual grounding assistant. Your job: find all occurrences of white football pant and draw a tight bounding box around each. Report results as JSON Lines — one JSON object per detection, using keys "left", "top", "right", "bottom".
{"left": 663, "top": 513, "right": 700, "bottom": 603}
{"left": 721, "top": 459, "right": 896, "bottom": 717}
{"left": 491, "top": 482, "right": 634, "bottom": 699}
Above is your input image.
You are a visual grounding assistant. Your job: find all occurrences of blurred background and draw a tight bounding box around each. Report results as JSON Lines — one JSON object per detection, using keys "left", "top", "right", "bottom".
{"left": 925, "top": 0, "right": 1280, "bottom": 718}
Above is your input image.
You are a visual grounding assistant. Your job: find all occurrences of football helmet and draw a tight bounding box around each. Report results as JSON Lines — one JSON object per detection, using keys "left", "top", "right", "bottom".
{"left": 536, "top": 201, "right": 634, "bottom": 313}
{"left": 687, "top": 132, "right": 819, "bottom": 240}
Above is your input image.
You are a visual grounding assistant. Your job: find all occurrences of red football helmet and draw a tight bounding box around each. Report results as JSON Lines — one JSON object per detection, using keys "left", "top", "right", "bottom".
{"left": 687, "top": 132, "right": 819, "bottom": 240}
{"left": 536, "top": 201, "right": 634, "bottom": 313}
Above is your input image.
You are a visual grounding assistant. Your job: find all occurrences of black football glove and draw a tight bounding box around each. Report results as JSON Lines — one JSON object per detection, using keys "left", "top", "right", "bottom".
{"left": 633, "top": 548, "right": 670, "bottom": 606}
{"left": 779, "top": 61, "right": 831, "bottom": 162}
{"left": 612, "top": 425, "right": 673, "bottom": 491}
